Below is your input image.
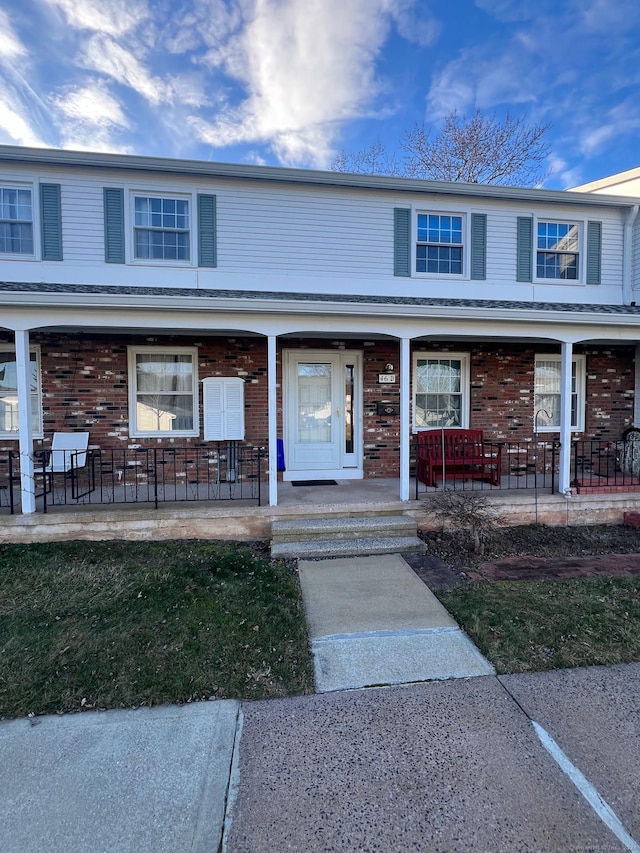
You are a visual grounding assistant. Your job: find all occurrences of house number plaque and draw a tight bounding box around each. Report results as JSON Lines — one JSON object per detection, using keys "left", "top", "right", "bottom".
{"left": 378, "top": 374, "right": 396, "bottom": 383}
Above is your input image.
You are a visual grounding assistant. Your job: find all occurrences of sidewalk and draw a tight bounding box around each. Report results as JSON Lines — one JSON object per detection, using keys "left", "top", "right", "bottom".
{"left": 0, "top": 701, "right": 240, "bottom": 853}
{"left": 224, "top": 666, "right": 640, "bottom": 852}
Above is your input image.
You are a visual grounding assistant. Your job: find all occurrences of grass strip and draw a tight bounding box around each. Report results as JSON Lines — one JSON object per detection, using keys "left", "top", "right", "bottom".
{"left": 437, "top": 576, "right": 640, "bottom": 674}
{"left": 0, "top": 540, "right": 314, "bottom": 719}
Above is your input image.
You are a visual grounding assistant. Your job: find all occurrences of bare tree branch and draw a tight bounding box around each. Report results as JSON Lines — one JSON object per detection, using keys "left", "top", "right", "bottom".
{"left": 332, "top": 111, "right": 551, "bottom": 187}
{"left": 330, "top": 141, "right": 401, "bottom": 176}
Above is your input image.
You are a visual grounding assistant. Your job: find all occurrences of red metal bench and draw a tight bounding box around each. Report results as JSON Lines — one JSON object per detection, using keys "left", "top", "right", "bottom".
{"left": 416, "top": 428, "right": 502, "bottom": 488}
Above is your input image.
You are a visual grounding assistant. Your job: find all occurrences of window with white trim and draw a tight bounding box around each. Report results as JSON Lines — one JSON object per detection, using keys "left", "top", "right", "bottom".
{"left": 0, "top": 347, "right": 42, "bottom": 438}
{"left": 413, "top": 353, "right": 470, "bottom": 430}
{"left": 416, "top": 213, "right": 464, "bottom": 274}
{"left": 534, "top": 355, "right": 585, "bottom": 431}
{"left": 133, "top": 195, "right": 190, "bottom": 261}
{"left": 128, "top": 347, "right": 199, "bottom": 437}
{"left": 0, "top": 186, "right": 34, "bottom": 255}
{"left": 536, "top": 221, "right": 579, "bottom": 280}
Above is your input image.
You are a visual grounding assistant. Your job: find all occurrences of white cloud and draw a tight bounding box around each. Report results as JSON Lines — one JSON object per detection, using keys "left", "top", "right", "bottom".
{"left": 159, "top": 0, "right": 247, "bottom": 54}
{"left": 0, "top": 95, "right": 47, "bottom": 147}
{"left": 579, "top": 100, "right": 640, "bottom": 157}
{"left": 0, "top": 9, "right": 28, "bottom": 61}
{"left": 166, "top": 73, "right": 211, "bottom": 109}
{"left": 41, "top": 0, "right": 150, "bottom": 36}
{"left": 191, "top": 0, "right": 408, "bottom": 166}
{"left": 580, "top": 0, "right": 640, "bottom": 33}
{"left": 49, "top": 80, "right": 132, "bottom": 151}
{"left": 426, "top": 29, "right": 548, "bottom": 119}
{"left": 81, "top": 34, "right": 170, "bottom": 106}
{"left": 53, "top": 79, "right": 130, "bottom": 127}
{"left": 546, "top": 154, "right": 583, "bottom": 190}
{"left": 388, "top": 0, "right": 441, "bottom": 47}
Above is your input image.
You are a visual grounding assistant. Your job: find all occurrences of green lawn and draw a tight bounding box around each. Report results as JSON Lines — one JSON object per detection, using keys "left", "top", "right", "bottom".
{"left": 437, "top": 576, "right": 640, "bottom": 674}
{"left": 0, "top": 540, "right": 314, "bottom": 719}
{"left": 4, "top": 537, "right": 640, "bottom": 719}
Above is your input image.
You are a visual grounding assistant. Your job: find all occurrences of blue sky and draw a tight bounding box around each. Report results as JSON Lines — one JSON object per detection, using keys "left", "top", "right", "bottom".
{"left": 1, "top": 0, "right": 640, "bottom": 189}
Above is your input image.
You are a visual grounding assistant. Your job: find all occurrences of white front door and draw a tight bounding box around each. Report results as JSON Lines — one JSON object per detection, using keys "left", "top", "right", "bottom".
{"left": 283, "top": 350, "right": 362, "bottom": 480}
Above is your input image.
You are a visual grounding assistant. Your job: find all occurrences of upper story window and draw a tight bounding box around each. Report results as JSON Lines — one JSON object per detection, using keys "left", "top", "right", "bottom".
{"left": 128, "top": 346, "right": 199, "bottom": 437}
{"left": 413, "top": 353, "right": 470, "bottom": 431}
{"left": 416, "top": 214, "right": 463, "bottom": 275}
{"left": 0, "top": 347, "right": 42, "bottom": 438}
{"left": 0, "top": 186, "right": 34, "bottom": 255}
{"left": 133, "top": 195, "right": 190, "bottom": 261}
{"left": 536, "top": 221, "right": 579, "bottom": 280}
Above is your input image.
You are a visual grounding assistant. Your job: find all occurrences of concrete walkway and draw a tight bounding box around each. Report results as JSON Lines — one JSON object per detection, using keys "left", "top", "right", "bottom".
{"left": 298, "top": 554, "right": 495, "bottom": 692}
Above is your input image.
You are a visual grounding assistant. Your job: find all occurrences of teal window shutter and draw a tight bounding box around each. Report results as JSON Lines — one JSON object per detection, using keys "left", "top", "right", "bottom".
{"left": 39, "top": 183, "right": 63, "bottom": 261}
{"left": 516, "top": 216, "right": 533, "bottom": 282}
{"left": 394, "top": 208, "right": 411, "bottom": 276}
{"left": 586, "top": 220, "right": 602, "bottom": 285}
{"left": 103, "top": 188, "right": 125, "bottom": 264}
{"left": 198, "top": 194, "right": 217, "bottom": 267}
{"left": 470, "top": 213, "right": 487, "bottom": 280}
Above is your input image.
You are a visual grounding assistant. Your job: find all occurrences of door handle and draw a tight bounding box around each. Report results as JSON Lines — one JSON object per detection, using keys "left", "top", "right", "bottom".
{"left": 336, "top": 408, "right": 341, "bottom": 417}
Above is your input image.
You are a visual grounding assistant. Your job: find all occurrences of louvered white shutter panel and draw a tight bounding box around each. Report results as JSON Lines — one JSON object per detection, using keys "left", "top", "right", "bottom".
{"left": 223, "top": 378, "right": 245, "bottom": 440}
{"left": 203, "top": 378, "right": 245, "bottom": 440}
{"left": 203, "top": 378, "right": 225, "bottom": 440}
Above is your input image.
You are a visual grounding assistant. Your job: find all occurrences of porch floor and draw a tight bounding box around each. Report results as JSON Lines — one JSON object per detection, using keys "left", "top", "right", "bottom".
{"left": 0, "top": 474, "right": 556, "bottom": 517}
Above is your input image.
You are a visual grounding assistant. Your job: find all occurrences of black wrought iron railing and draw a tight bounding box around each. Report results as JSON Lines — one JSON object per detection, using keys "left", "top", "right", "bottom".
{"left": 572, "top": 438, "right": 640, "bottom": 491}
{"left": 413, "top": 440, "right": 558, "bottom": 497}
{"left": 1, "top": 444, "right": 265, "bottom": 513}
{"left": 0, "top": 451, "right": 16, "bottom": 514}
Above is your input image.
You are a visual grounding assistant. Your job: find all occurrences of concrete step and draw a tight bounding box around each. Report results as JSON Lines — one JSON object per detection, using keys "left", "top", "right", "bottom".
{"left": 271, "top": 535, "right": 425, "bottom": 560}
{"left": 271, "top": 514, "right": 417, "bottom": 543}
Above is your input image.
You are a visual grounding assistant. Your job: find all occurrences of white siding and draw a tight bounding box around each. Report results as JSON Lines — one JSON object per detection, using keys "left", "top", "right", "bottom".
{"left": 634, "top": 218, "right": 640, "bottom": 294}
{"left": 0, "top": 159, "right": 629, "bottom": 306}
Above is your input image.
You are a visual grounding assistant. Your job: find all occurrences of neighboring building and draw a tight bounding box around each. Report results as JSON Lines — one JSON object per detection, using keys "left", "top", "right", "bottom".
{"left": 1, "top": 145, "right": 640, "bottom": 512}
{"left": 572, "top": 167, "right": 640, "bottom": 198}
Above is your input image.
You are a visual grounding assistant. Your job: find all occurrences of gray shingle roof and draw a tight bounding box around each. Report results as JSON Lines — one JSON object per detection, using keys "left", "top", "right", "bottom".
{"left": 1, "top": 281, "right": 640, "bottom": 315}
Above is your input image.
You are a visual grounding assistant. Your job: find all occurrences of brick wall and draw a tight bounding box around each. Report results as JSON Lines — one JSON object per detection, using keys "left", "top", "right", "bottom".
{"left": 0, "top": 332, "right": 270, "bottom": 452}
{"left": 414, "top": 341, "right": 635, "bottom": 443}
{"left": 1, "top": 333, "right": 635, "bottom": 478}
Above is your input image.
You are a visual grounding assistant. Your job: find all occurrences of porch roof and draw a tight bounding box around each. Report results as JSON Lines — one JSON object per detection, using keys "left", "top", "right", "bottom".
{"left": 2, "top": 280, "right": 640, "bottom": 323}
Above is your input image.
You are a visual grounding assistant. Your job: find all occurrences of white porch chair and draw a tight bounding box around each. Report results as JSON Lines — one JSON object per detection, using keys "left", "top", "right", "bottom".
{"left": 34, "top": 432, "right": 91, "bottom": 499}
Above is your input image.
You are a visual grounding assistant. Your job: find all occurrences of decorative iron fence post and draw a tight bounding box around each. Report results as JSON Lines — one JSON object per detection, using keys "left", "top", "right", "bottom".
{"left": 153, "top": 448, "right": 158, "bottom": 510}
{"left": 9, "top": 452, "right": 15, "bottom": 514}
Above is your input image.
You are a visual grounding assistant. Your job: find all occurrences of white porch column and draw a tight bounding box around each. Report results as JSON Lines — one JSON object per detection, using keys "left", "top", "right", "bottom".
{"left": 558, "top": 341, "right": 573, "bottom": 495}
{"left": 635, "top": 343, "right": 640, "bottom": 426}
{"left": 15, "top": 329, "right": 36, "bottom": 514}
{"left": 399, "top": 337, "right": 410, "bottom": 501}
{"left": 267, "top": 335, "right": 278, "bottom": 507}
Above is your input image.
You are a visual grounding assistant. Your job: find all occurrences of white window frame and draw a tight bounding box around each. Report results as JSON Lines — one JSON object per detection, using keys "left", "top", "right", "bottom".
{"left": 412, "top": 352, "right": 470, "bottom": 432}
{"left": 129, "top": 190, "right": 194, "bottom": 266}
{"left": 0, "top": 345, "right": 43, "bottom": 439}
{"left": 534, "top": 218, "right": 582, "bottom": 283}
{"left": 414, "top": 210, "right": 467, "bottom": 278}
{"left": 534, "top": 354, "right": 586, "bottom": 433}
{"left": 127, "top": 346, "right": 199, "bottom": 438}
{"left": 0, "top": 182, "right": 36, "bottom": 258}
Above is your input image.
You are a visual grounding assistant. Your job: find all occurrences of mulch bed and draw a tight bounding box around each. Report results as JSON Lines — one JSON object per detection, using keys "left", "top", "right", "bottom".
{"left": 403, "top": 550, "right": 640, "bottom": 591}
